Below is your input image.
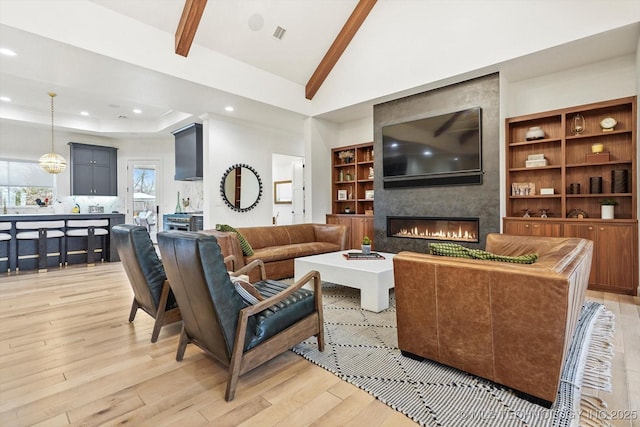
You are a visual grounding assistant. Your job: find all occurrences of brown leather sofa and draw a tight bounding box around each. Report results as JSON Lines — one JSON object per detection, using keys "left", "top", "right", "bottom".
{"left": 393, "top": 233, "right": 593, "bottom": 406}
{"left": 203, "top": 223, "right": 348, "bottom": 281}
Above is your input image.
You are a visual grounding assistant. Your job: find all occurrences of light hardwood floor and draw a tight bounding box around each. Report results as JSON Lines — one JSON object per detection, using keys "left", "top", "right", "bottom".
{"left": 0, "top": 263, "right": 638, "bottom": 427}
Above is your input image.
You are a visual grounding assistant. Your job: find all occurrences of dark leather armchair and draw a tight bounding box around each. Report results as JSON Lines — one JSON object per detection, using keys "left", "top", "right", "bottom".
{"left": 157, "top": 230, "right": 324, "bottom": 401}
{"left": 112, "top": 224, "right": 181, "bottom": 342}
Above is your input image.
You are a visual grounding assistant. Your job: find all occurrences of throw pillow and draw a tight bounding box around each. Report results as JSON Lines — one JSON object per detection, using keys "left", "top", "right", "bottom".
{"left": 429, "top": 242, "right": 538, "bottom": 264}
{"left": 230, "top": 276, "right": 264, "bottom": 305}
{"left": 216, "top": 224, "right": 254, "bottom": 256}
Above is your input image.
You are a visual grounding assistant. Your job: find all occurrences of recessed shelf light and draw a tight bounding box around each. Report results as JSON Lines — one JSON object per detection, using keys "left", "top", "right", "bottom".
{"left": 0, "top": 48, "right": 17, "bottom": 56}
{"left": 133, "top": 108, "right": 142, "bottom": 114}
{"left": 80, "top": 111, "right": 89, "bottom": 116}
{"left": 225, "top": 106, "right": 234, "bottom": 112}
{"left": 0, "top": 96, "right": 11, "bottom": 102}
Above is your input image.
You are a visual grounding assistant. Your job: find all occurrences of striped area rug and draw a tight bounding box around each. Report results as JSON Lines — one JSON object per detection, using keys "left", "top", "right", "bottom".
{"left": 292, "top": 284, "right": 614, "bottom": 427}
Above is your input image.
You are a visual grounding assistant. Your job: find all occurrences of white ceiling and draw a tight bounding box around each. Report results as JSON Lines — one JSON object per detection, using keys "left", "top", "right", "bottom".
{"left": 0, "top": 0, "right": 638, "bottom": 139}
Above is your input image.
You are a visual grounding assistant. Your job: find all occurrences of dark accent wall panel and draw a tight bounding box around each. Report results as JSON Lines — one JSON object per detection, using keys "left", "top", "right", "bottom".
{"left": 373, "top": 73, "right": 500, "bottom": 252}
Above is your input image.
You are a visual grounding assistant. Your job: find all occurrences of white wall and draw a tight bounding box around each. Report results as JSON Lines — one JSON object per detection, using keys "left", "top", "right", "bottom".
{"left": 304, "top": 117, "right": 339, "bottom": 223}
{"left": 203, "top": 115, "right": 304, "bottom": 229}
{"left": 505, "top": 55, "right": 637, "bottom": 117}
{"left": 337, "top": 116, "right": 374, "bottom": 147}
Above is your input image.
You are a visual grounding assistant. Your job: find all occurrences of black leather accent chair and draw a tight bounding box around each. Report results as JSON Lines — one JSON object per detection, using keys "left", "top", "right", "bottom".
{"left": 157, "top": 230, "right": 324, "bottom": 401}
{"left": 112, "top": 224, "right": 181, "bottom": 342}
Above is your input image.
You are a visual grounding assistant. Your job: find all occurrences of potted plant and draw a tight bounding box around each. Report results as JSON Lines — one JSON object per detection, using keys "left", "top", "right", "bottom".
{"left": 361, "top": 236, "right": 372, "bottom": 255}
{"left": 600, "top": 198, "right": 618, "bottom": 219}
{"left": 338, "top": 150, "right": 355, "bottom": 164}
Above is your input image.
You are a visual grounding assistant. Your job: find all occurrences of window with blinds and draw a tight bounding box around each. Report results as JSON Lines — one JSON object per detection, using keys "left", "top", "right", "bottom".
{"left": 0, "top": 159, "right": 55, "bottom": 208}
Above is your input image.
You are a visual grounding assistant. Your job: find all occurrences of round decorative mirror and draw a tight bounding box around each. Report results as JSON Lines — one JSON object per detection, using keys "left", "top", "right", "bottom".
{"left": 220, "top": 163, "right": 263, "bottom": 212}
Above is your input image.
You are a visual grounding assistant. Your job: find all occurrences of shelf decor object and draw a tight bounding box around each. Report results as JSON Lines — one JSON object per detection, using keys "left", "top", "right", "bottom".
{"left": 600, "top": 117, "right": 617, "bottom": 132}
{"left": 611, "top": 170, "right": 629, "bottom": 193}
{"left": 571, "top": 113, "right": 585, "bottom": 135}
{"left": 567, "top": 208, "right": 588, "bottom": 219}
{"left": 525, "top": 126, "right": 545, "bottom": 140}
{"left": 512, "top": 182, "right": 535, "bottom": 196}
{"left": 585, "top": 152, "right": 610, "bottom": 163}
{"left": 569, "top": 183, "right": 581, "bottom": 194}
{"left": 600, "top": 199, "right": 617, "bottom": 220}
{"left": 338, "top": 150, "right": 355, "bottom": 164}
{"left": 589, "top": 177, "right": 603, "bottom": 194}
{"left": 38, "top": 92, "right": 67, "bottom": 174}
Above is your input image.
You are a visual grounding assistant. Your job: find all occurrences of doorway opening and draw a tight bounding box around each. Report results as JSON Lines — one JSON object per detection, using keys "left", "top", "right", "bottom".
{"left": 127, "top": 160, "right": 161, "bottom": 242}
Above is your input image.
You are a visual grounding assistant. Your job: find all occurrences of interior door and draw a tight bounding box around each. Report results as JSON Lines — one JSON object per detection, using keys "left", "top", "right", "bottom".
{"left": 127, "top": 160, "right": 161, "bottom": 242}
{"left": 292, "top": 159, "right": 305, "bottom": 224}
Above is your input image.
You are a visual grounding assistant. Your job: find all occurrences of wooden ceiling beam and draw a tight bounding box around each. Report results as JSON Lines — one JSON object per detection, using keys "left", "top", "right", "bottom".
{"left": 305, "top": 0, "right": 376, "bottom": 100}
{"left": 175, "top": 0, "right": 208, "bottom": 57}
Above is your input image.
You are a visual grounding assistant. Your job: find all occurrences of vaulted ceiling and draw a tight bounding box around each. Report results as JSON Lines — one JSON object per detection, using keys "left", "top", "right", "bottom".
{"left": 0, "top": 0, "right": 638, "bottom": 139}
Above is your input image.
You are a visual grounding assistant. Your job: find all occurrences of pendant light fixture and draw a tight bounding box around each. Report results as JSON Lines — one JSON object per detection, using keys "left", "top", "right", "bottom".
{"left": 38, "top": 92, "right": 67, "bottom": 174}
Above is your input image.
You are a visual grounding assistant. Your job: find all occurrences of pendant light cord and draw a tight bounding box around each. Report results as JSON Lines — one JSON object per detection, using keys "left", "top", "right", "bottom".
{"left": 49, "top": 92, "right": 56, "bottom": 151}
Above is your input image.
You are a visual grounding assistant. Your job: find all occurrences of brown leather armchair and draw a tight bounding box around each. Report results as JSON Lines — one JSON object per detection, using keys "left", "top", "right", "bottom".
{"left": 394, "top": 233, "right": 593, "bottom": 406}
{"left": 112, "top": 224, "right": 181, "bottom": 343}
{"left": 157, "top": 230, "right": 324, "bottom": 401}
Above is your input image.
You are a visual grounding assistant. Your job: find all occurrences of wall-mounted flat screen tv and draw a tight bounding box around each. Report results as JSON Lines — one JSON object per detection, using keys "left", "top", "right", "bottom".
{"left": 382, "top": 107, "right": 483, "bottom": 188}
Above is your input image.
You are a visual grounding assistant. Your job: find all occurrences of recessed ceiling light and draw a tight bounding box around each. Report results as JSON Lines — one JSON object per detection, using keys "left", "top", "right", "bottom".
{"left": 0, "top": 48, "right": 16, "bottom": 56}
{"left": 133, "top": 108, "right": 142, "bottom": 114}
{"left": 225, "top": 106, "right": 234, "bottom": 112}
{"left": 80, "top": 111, "right": 89, "bottom": 116}
{"left": 423, "top": 150, "right": 432, "bottom": 157}
{"left": 0, "top": 96, "right": 11, "bottom": 102}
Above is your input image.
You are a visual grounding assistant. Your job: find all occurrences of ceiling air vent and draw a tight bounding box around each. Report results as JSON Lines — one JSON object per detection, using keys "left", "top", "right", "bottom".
{"left": 273, "top": 26, "right": 286, "bottom": 40}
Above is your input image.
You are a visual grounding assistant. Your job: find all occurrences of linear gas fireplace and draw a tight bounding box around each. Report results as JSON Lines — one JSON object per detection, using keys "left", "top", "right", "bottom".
{"left": 387, "top": 216, "right": 479, "bottom": 243}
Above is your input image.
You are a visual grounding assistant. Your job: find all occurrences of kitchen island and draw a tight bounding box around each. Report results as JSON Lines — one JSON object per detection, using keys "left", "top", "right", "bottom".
{"left": 0, "top": 213, "right": 125, "bottom": 272}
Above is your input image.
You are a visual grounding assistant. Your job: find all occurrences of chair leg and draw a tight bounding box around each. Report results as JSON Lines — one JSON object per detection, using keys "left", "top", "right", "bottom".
{"left": 176, "top": 326, "right": 189, "bottom": 361}
{"left": 226, "top": 315, "right": 250, "bottom": 401}
{"left": 129, "top": 298, "right": 139, "bottom": 322}
{"left": 317, "top": 329, "right": 325, "bottom": 352}
{"left": 151, "top": 310, "right": 165, "bottom": 343}
{"left": 86, "top": 227, "right": 95, "bottom": 265}
{"left": 38, "top": 229, "right": 47, "bottom": 272}
{"left": 150, "top": 280, "right": 172, "bottom": 343}
{"left": 226, "top": 363, "right": 241, "bottom": 402}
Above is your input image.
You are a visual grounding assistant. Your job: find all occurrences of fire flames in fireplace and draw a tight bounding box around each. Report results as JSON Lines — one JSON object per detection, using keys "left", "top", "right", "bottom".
{"left": 387, "top": 216, "right": 479, "bottom": 243}
{"left": 395, "top": 226, "right": 476, "bottom": 242}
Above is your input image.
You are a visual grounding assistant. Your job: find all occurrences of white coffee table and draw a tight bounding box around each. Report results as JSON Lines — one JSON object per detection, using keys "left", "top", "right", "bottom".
{"left": 294, "top": 250, "right": 395, "bottom": 312}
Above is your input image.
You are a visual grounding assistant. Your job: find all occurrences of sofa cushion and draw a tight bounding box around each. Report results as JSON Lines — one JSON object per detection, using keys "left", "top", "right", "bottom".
{"left": 429, "top": 242, "right": 539, "bottom": 264}
{"left": 245, "top": 242, "right": 340, "bottom": 264}
{"left": 235, "top": 226, "right": 293, "bottom": 250}
{"left": 216, "top": 224, "right": 254, "bottom": 256}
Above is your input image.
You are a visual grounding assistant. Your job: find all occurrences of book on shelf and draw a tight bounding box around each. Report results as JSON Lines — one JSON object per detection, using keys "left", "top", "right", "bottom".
{"left": 343, "top": 252, "right": 385, "bottom": 260}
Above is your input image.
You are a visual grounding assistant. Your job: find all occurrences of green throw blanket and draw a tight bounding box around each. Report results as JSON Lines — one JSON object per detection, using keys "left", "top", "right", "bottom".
{"left": 429, "top": 242, "right": 538, "bottom": 264}
{"left": 215, "top": 224, "right": 254, "bottom": 256}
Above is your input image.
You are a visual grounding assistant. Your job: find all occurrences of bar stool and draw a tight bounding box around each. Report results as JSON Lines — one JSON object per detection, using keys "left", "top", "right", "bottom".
{"left": 16, "top": 221, "right": 65, "bottom": 272}
{"left": 0, "top": 222, "right": 11, "bottom": 273}
{"left": 65, "top": 219, "right": 109, "bottom": 266}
